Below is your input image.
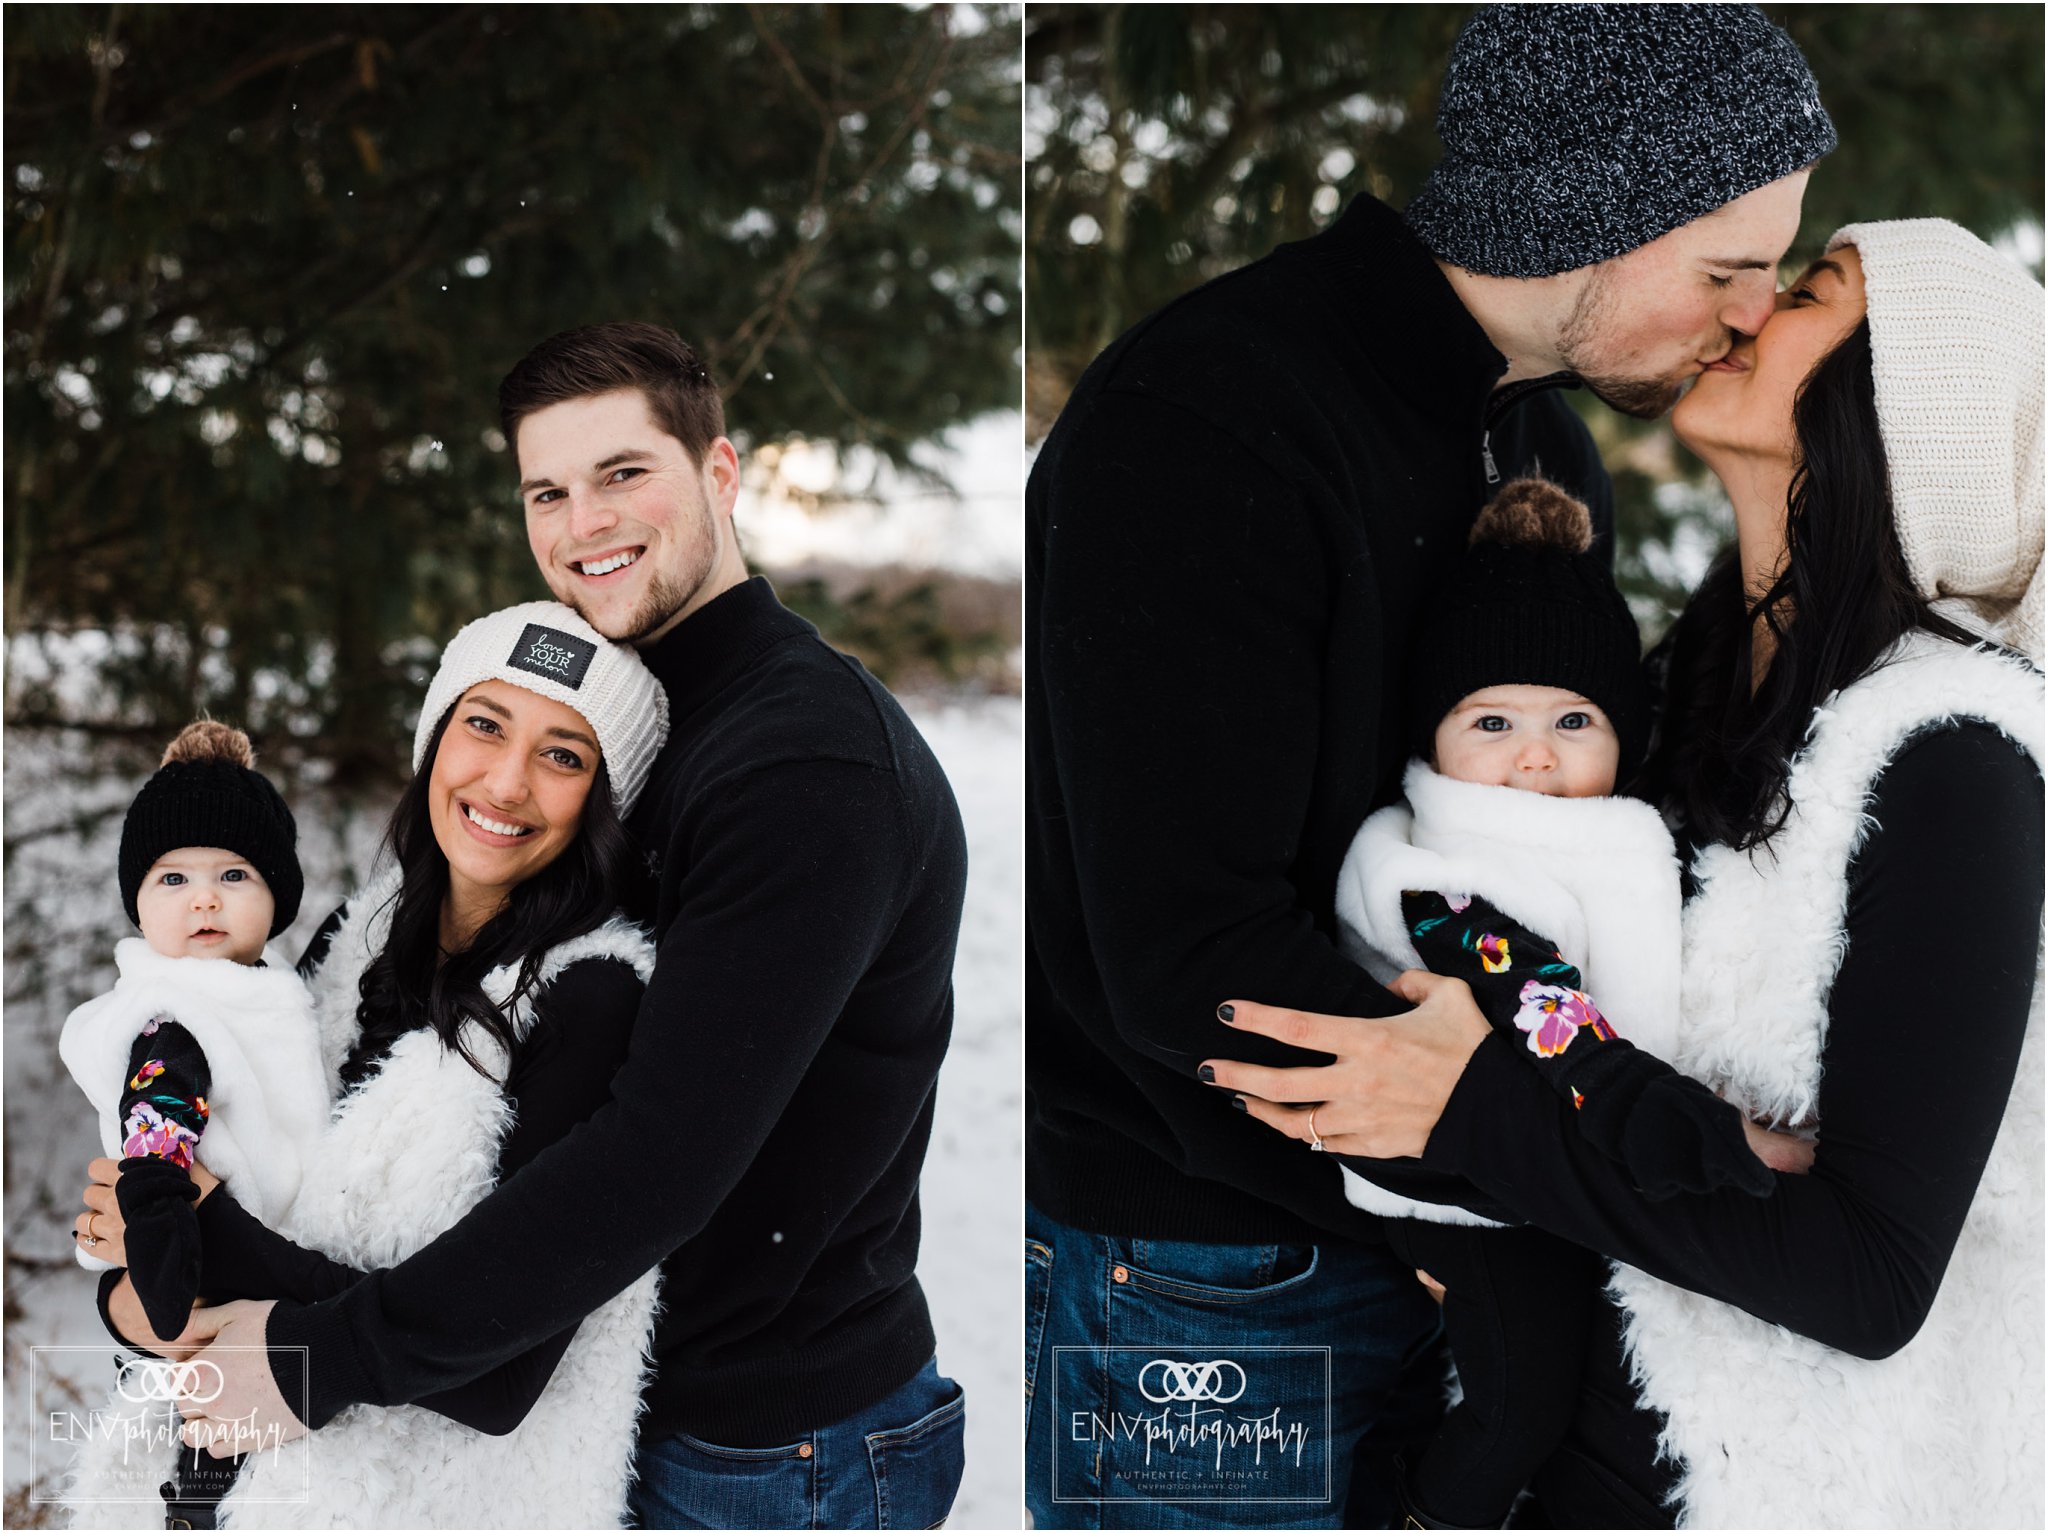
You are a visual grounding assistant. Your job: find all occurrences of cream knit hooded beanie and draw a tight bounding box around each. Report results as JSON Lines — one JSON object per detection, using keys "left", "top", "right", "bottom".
{"left": 1826, "top": 219, "right": 2045, "bottom": 663}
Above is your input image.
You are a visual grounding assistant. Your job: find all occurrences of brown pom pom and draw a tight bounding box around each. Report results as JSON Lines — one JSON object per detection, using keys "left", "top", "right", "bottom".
{"left": 160, "top": 719, "right": 255, "bottom": 769}
{"left": 1468, "top": 477, "right": 1594, "bottom": 554}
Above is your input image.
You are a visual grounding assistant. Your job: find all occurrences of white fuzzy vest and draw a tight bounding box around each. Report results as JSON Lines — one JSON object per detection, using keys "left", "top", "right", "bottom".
{"left": 1610, "top": 636, "right": 2044, "bottom": 1529}
{"left": 1334, "top": 760, "right": 1684, "bottom": 1227}
{"left": 65, "top": 869, "right": 665, "bottom": 1530}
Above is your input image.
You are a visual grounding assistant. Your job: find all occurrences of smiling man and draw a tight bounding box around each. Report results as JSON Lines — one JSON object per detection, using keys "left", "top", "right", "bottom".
{"left": 1025, "top": 5, "right": 1834, "bottom": 1527}
{"left": 510, "top": 345, "right": 747, "bottom": 645}
{"left": 162, "top": 323, "right": 972, "bottom": 1529}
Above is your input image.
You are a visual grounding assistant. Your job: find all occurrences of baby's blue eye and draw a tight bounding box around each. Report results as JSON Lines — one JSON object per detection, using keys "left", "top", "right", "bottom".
{"left": 222, "top": 868, "right": 247, "bottom": 882}
{"left": 1476, "top": 715, "right": 1510, "bottom": 732}
{"left": 1558, "top": 712, "right": 1590, "bottom": 730}
{"left": 160, "top": 872, "right": 186, "bottom": 886}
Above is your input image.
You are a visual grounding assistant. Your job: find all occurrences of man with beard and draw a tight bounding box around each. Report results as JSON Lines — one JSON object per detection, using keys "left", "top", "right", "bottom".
{"left": 1025, "top": 6, "right": 1834, "bottom": 1526}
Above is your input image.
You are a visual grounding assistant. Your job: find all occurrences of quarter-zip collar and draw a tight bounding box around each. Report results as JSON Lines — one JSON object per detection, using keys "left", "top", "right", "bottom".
{"left": 1293, "top": 193, "right": 1514, "bottom": 420}
{"left": 1292, "top": 195, "right": 1584, "bottom": 486}
{"left": 635, "top": 575, "right": 813, "bottom": 726}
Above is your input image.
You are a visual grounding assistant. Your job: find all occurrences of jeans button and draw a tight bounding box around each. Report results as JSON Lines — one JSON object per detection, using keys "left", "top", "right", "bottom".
{"left": 797, "top": 1442, "right": 813, "bottom": 1459}
{"left": 1111, "top": 1264, "right": 1129, "bottom": 1283}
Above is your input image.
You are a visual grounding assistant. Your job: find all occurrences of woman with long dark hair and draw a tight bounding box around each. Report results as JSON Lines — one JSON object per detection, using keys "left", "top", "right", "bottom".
{"left": 70, "top": 601, "right": 671, "bottom": 1530}
{"left": 1208, "top": 220, "right": 2044, "bottom": 1528}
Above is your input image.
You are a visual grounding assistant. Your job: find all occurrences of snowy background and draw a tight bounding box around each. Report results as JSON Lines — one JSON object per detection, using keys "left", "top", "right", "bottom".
{"left": 3, "top": 418, "right": 1023, "bottom": 1526}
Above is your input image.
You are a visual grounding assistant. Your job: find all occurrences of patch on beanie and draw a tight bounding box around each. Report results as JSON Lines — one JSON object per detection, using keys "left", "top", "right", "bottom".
{"left": 507, "top": 624, "right": 597, "bottom": 690}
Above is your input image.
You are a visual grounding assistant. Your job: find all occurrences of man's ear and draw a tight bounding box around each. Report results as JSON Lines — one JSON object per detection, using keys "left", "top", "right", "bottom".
{"left": 703, "top": 436, "right": 742, "bottom": 519}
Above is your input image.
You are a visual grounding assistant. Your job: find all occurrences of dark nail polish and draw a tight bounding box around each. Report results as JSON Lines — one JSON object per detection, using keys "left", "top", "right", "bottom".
{"left": 1217, "top": 1003, "right": 1235, "bottom": 1022}
{"left": 1230, "top": 1095, "right": 1248, "bottom": 1112}
{"left": 1198, "top": 1065, "right": 1216, "bottom": 1083}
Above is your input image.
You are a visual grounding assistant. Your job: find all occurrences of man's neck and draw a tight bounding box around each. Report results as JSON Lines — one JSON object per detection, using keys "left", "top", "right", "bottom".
{"left": 632, "top": 551, "right": 750, "bottom": 652}
{"left": 1434, "top": 258, "right": 1575, "bottom": 388}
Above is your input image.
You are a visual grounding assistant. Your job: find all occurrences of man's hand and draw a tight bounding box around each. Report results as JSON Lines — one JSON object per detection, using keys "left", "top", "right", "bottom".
{"left": 1200, "top": 970, "right": 1492, "bottom": 1160}
{"left": 176, "top": 1299, "right": 309, "bottom": 1458}
{"left": 1741, "top": 1117, "right": 1818, "bottom": 1175}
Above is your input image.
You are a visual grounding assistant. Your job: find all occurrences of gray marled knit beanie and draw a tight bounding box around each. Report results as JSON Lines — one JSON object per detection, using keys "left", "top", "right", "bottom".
{"left": 1406, "top": 4, "right": 1837, "bottom": 278}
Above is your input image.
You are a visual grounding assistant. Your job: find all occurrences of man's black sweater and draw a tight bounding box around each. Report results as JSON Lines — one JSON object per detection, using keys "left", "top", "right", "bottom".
{"left": 266, "top": 576, "right": 968, "bottom": 1445}
{"left": 1027, "top": 192, "right": 1616, "bottom": 1245}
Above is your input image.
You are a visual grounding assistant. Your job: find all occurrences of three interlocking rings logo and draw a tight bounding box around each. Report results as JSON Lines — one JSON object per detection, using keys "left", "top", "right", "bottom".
{"left": 115, "top": 1359, "right": 224, "bottom": 1406}
{"left": 1138, "top": 1358, "right": 1247, "bottom": 1404}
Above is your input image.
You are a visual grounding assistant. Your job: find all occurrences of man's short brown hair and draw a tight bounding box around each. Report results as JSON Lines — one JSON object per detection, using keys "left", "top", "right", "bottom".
{"left": 499, "top": 322, "right": 725, "bottom": 469}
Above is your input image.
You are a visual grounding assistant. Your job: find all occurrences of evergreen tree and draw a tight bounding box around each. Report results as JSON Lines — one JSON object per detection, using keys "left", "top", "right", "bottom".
{"left": 6, "top": 4, "right": 1022, "bottom": 772}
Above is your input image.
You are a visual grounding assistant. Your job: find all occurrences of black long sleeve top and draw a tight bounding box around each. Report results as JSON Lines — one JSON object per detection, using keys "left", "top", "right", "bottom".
{"left": 1028, "top": 191, "right": 1617, "bottom": 1245}
{"left": 97, "top": 940, "right": 644, "bottom": 1436}
{"left": 266, "top": 577, "right": 968, "bottom": 1446}
{"left": 1418, "top": 724, "right": 2044, "bottom": 1522}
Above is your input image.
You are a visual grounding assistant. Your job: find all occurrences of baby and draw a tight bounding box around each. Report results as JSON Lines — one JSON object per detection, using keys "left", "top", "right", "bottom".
{"left": 59, "top": 720, "right": 330, "bottom": 1527}
{"left": 1333, "top": 480, "right": 1776, "bottom": 1530}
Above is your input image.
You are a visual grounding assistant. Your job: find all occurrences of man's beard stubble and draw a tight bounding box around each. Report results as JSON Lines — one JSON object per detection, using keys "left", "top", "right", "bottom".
{"left": 558, "top": 563, "right": 698, "bottom": 646}
{"left": 1556, "top": 267, "right": 1694, "bottom": 422}
{"left": 621, "top": 573, "right": 695, "bottom": 644}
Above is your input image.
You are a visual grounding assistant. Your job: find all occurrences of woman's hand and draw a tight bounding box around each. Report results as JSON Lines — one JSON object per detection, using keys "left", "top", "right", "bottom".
{"left": 1415, "top": 1269, "right": 1447, "bottom": 1305}
{"left": 1742, "top": 1118, "right": 1818, "bottom": 1175}
{"left": 77, "top": 1154, "right": 223, "bottom": 1266}
{"left": 77, "top": 1158, "right": 129, "bottom": 1265}
{"left": 1201, "top": 970, "right": 1493, "bottom": 1161}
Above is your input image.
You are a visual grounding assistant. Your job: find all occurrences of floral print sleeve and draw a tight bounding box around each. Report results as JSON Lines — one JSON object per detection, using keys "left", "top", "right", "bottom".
{"left": 119, "top": 1019, "right": 212, "bottom": 1169}
{"left": 1398, "top": 890, "right": 1772, "bottom": 1200}
{"left": 1400, "top": 891, "right": 1617, "bottom": 1069}
{"left": 114, "top": 1019, "right": 215, "bottom": 1339}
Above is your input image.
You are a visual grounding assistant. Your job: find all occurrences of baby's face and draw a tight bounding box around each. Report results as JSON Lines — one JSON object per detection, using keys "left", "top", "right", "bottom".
{"left": 1432, "top": 685, "right": 1619, "bottom": 798}
{"left": 135, "top": 847, "right": 274, "bottom": 965}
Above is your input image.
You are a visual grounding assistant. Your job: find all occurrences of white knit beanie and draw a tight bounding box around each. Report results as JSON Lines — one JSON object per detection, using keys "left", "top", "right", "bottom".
{"left": 413, "top": 601, "right": 670, "bottom": 815}
{"left": 1827, "top": 219, "right": 2045, "bottom": 663}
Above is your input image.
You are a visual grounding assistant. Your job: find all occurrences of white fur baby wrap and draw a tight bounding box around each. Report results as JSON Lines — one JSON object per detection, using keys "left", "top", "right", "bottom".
{"left": 59, "top": 942, "right": 334, "bottom": 1269}
{"left": 1333, "top": 758, "right": 1685, "bottom": 1227}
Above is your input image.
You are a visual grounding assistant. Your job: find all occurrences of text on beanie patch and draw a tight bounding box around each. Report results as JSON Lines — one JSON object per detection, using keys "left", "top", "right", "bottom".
{"left": 507, "top": 624, "right": 597, "bottom": 689}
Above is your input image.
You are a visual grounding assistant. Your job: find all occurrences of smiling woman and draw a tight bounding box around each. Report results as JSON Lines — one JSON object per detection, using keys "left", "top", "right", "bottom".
{"left": 429, "top": 683, "right": 607, "bottom": 952}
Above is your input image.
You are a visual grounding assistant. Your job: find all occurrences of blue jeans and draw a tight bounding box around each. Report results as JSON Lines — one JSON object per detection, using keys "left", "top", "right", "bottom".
{"left": 1024, "top": 1203, "right": 1446, "bottom": 1529}
{"left": 627, "top": 1356, "right": 965, "bottom": 1529}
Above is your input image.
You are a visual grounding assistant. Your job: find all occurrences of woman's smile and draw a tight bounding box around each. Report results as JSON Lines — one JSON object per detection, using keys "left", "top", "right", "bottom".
{"left": 456, "top": 799, "right": 540, "bottom": 843}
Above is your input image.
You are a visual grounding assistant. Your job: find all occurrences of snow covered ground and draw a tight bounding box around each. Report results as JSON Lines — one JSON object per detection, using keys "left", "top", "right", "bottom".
{"left": 2, "top": 693, "right": 1023, "bottom": 1525}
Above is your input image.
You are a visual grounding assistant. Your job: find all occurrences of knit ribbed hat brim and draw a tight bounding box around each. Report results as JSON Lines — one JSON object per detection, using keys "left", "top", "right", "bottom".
{"left": 414, "top": 602, "right": 670, "bottom": 815}
{"left": 1824, "top": 219, "right": 2045, "bottom": 664}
